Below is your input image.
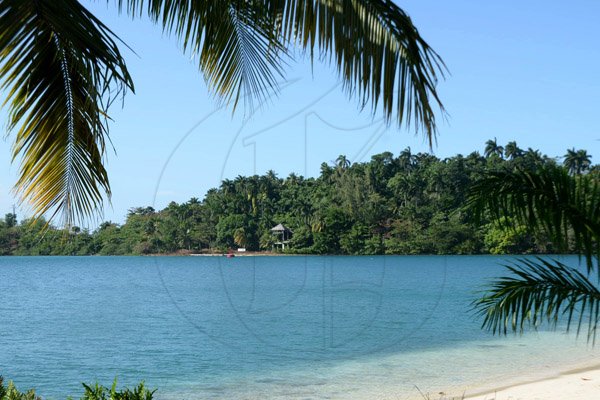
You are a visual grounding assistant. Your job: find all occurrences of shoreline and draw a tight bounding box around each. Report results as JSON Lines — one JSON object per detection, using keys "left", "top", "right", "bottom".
{"left": 0, "top": 252, "right": 579, "bottom": 257}
{"left": 187, "top": 251, "right": 297, "bottom": 257}
{"left": 180, "top": 252, "right": 575, "bottom": 257}
{"left": 463, "top": 361, "right": 600, "bottom": 400}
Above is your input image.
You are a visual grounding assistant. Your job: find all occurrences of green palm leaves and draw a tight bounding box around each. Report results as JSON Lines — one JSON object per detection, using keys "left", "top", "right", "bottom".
{"left": 117, "top": 0, "right": 446, "bottom": 130}
{"left": 564, "top": 148, "right": 592, "bottom": 175}
{"left": 2, "top": 0, "right": 445, "bottom": 225}
{"left": 273, "top": 0, "right": 446, "bottom": 137}
{"left": 469, "top": 165, "right": 600, "bottom": 339}
{"left": 469, "top": 166, "right": 600, "bottom": 269}
{"left": 1, "top": 0, "right": 133, "bottom": 226}
{"left": 118, "top": 0, "right": 287, "bottom": 109}
{"left": 483, "top": 137, "right": 503, "bottom": 158}
{"left": 477, "top": 258, "right": 600, "bottom": 340}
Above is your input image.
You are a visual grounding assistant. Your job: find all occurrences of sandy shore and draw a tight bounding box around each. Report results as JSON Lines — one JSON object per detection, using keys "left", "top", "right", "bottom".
{"left": 464, "top": 365, "right": 600, "bottom": 400}
{"left": 188, "top": 251, "right": 296, "bottom": 256}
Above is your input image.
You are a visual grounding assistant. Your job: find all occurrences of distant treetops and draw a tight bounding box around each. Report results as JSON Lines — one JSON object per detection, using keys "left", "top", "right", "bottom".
{"left": 0, "top": 140, "right": 595, "bottom": 256}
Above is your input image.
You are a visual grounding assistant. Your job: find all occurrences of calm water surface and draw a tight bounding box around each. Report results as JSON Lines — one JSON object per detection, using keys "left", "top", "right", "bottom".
{"left": 0, "top": 255, "right": 597, "bottom": 399}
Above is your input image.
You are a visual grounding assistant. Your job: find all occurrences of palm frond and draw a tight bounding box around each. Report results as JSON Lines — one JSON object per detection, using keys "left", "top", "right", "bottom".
{"left": 118, "top": 0, "right": 446, "bottom": 144}
{"left": 116, "top": 0, "right": 286, "bottom": 110}
{"left": 271, "top": 0, "right": 447, "bottom": 144}
{"left": 4, "top": 0, "right": 445, "bottom": 224}
{"left": 474, "top": 257, "right": 600, "bottom": 342}
{"left": 0, "top": 0, "right": 134, "bottom": 226}
{"left": 467, "top": 165, "right": 600, "bottom": 272}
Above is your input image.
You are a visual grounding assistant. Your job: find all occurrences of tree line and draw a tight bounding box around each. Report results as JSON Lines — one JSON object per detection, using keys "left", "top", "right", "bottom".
{"left": 0, "top": 141, "right": 595, "bottom": 256}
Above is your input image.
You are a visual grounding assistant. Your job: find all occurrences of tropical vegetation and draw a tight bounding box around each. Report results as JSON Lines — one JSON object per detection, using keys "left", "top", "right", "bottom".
{"left": 0, "top": 0, "right": 446, "bottom": 227}
{"left": 0, "top": 142, "right": 595, "bottom": 257}
{"left": 0, "top": 377, "right": 154, "bottom": 400}
{"left": 471, "top": 155, "right": 600, "bottom": 340}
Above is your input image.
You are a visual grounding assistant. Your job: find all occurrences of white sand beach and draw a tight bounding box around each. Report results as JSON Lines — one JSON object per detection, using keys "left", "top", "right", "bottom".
{"left": 465, "top": 366, "right": 600, "bottom": 400}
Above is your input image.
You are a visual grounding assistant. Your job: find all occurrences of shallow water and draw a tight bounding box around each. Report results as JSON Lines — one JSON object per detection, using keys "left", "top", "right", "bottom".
{"left": 0, "top": 255, "right": 597, "bottom": 399}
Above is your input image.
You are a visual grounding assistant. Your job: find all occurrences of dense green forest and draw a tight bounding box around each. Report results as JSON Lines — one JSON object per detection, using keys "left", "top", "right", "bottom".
{"left": 0, "top": 141, "right": 596, "bottom": 256}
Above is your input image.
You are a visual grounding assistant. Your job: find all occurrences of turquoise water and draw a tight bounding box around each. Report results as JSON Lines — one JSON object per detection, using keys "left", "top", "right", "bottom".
{"left": 0, "top": 255, "right": 598, "bottom": 399}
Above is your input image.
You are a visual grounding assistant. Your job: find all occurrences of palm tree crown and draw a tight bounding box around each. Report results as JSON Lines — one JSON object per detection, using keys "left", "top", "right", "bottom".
{"left": 484, "top": 138, "right": 504, "bottom": 158}
{"left": 564, "top": 148, "right": 592, "bottom": 175}
{"left": 0, "top": 0, "right": 447, "bottom": 225}
{"left": 398, "top": 146, "right": 414, "bottom": 170}
{"left": 504, "top": 141, "right": 523, "bottom": 160}
{"left": 468, "top": 165, "right": 600, "bottom": 340}
{"left": 335, "top": 155, "right": 351, "bottom": 171}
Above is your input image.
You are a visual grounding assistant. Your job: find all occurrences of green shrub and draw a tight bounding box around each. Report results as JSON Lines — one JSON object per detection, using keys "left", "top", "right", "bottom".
{"left": 0, "top": 377, "right": 155, "bottom": 400}
{"left": 0, "top": 377, "right": 41, "bottom": 400}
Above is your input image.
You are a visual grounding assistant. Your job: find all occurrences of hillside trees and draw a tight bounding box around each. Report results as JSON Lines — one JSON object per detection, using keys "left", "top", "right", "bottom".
{"left": 2, "top": 142, "right": 594, "bottom": 256}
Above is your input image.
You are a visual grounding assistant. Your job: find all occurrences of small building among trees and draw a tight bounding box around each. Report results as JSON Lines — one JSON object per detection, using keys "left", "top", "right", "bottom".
{"left": 270, "top": 224, "right": 293, "bottom": 251}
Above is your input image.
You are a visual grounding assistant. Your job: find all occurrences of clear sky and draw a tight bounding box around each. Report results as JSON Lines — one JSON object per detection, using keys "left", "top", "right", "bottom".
{"left": 1, "top": 0, "right": 599, "bottom": 228}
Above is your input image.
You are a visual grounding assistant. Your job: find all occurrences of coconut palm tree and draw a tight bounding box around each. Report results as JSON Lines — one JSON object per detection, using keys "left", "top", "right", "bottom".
{"left": 233, "top": 227, "right": 247, "bottom": 248}
{"left": 468, "top": 165, "right": 600, "bottom": 340}
{"left": 335, "top": 154, "right": 351, "bottom": 171}
{"left": 564, "top": 148, "right": 592, "bottom": 175}
{"left": 503, "top": 141, "right": 523, "bottom": 160}
{"left": 484, "top": 138, "right": 504, "bottom": 158}
{"left": 1, "top": 0, "right": 446, "bottom": 226}
{"left": 522, "top": 147, "right": 547, "bottom": 167}
{"left": 398, "top": 146, "right": 414, "bottom": 171}
{"left": 285, "top": 172, "right": 300, "bottom": 186}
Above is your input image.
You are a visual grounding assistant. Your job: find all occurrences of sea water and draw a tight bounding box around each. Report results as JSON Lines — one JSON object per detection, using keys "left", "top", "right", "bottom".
{"left": 0, "top": 255, "right": 598, "bottom": 399}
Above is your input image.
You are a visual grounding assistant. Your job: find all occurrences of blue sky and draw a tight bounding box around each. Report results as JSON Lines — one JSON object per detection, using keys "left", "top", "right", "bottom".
{"left": 1, "top": 0, "right": 599, "bottom": 227}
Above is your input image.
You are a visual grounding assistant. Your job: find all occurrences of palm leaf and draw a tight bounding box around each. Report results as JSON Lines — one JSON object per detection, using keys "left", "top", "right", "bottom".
{"left": 118, "top": 0, "right": 446, "bottom": 144}
{"left": 0, "top": 0, "right": 134, "bottom": 226}
{"left": 467, "top": 165, "right": 600, "bottom": 273}
{"left": 3, "top": 0, "right": 445, "bottom": 224}
{"left": 474, "top": 257, "right": 600, "bottom": 342}
{"left": 117, "top": 0, "right": 286, "bottom": 110}
{"left": 270, "top": 0, "right": 447, "bottom": 144}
